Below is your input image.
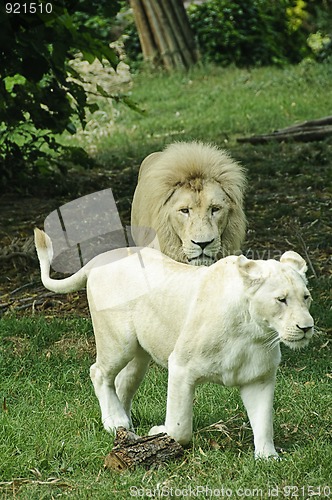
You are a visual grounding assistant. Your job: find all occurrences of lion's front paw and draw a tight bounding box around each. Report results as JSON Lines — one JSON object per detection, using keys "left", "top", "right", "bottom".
{"left": 149, "top": 425, "right": 167, "bottom": 436}
{"left": 103, "top": 414, "right": 131, "bottom": 434}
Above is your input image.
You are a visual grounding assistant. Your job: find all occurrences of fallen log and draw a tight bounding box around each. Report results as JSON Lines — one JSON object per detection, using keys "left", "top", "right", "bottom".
{"left": 104, "top": 427, "right": 184, "bottom": 472}
{"left": 237, "top": 115, "right": 332, "bottom": 144}
{"left": 275, "top": 115, "right": 332, "bottom": 132}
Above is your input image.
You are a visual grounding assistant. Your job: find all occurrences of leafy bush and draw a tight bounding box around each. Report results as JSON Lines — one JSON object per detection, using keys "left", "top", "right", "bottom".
{"left": 187, "top": 0, "right": 310, "bottom": 66}
{"left": 0, "top": 0, "right": 121, "bottom": 193}
{"left": 308, "top": 32, "right": 332, "bottom": 61}
{"left": 305, "top": 0, "right": 332, "bottom": 62}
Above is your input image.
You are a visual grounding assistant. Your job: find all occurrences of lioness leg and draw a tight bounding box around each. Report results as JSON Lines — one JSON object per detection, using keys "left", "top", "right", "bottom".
{"left": 115, "top": 347, "right": 151, "bottom": 421}
{"left": 149, "top": 354, "right": 195, "bottom": 445}
{"left": 90, "top": 313, "right": 142, "bottom": 432}
{"left": 240, "top": 376, "right": 278, "bottom": 459}
{"left": 90, "top": 359, "right": 132, "bottom": 433}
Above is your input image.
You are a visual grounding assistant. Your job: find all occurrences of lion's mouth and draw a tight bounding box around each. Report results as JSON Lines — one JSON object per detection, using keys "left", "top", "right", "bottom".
{"left": 187, "top": 255, "right": 216, "bottom": 266}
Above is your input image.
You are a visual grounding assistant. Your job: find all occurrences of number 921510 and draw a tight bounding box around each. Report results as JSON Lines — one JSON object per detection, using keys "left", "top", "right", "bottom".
{"left": 5, "top": 3, "right": 53, "bottom": 14}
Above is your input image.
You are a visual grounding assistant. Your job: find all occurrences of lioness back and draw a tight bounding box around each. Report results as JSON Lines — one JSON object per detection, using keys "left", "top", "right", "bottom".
{"left": 87, "top": 250, "right": 242, "bottom": 366}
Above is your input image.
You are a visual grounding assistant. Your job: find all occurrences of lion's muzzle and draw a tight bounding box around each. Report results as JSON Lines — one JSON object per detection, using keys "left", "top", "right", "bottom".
{"left": 186, "top": 239, "right": 219, "bottom": 266}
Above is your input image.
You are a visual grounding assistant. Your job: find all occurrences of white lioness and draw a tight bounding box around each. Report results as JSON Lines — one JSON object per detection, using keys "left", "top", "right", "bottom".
{"left": 34, "top": 229, "right": 314, "bottom": 459}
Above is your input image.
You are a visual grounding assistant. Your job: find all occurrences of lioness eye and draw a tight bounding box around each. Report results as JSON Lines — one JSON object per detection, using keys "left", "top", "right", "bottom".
{"left": 180, "top": 208, "right": 189, "bottom": 214}
{"left": 278, "top": 297, "right": 287, "bottom": 304}
{"left": 211, "top": 206, "right": 220, "bottom": 215}
{"left": 304, "top": 294, "right": 310, "bottom": 301}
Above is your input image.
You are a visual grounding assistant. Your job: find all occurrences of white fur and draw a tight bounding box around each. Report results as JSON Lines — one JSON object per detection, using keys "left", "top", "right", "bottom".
{"left": 34, "top": 229, "right": 314, "bottom": 459}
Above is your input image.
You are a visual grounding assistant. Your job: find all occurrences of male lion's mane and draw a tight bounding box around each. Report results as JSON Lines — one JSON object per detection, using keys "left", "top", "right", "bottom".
{"left": 131, "top": 141, "right": 247, "bottom": 261}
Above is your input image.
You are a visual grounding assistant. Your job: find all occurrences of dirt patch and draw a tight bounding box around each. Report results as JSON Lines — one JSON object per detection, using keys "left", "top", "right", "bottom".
{"left": 0, "top": 193, "right": 89, "bottom": 317}
{"left": 0, "top": 141, "right": 331, "bottom": 318}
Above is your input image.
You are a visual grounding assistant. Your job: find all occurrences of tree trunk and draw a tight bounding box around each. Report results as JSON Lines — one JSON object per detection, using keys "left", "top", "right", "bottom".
{"left": 129, "top": 0, "right": 198, "bottom": 69}
{"left": 104, "top": 427, "right": 184, "bottom": 471}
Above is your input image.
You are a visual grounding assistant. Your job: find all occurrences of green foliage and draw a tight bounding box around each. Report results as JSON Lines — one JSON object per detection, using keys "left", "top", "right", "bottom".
{"left": 305, "top": 0, "right": 332, "bottom": 62}
{"left": 122, "top": 18, "right": 144, "bottom": 68}
{"left": 187, "top": 0, "right": 310, "bottom": 66}
{"left": 0, "top": 0, "right": 121, "bottom": 192}
{"left": 308, "top": 32, "right": 332, "bottom": 61}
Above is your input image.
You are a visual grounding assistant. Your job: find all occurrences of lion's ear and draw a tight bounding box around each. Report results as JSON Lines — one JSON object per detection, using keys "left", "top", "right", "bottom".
{"left": 138, "top": 152, "right": 162, "bottom": 180}
{"left": 237, "top": 255, "right": 265, "bottom": 285}
{"left": 280, "top": 251, "right": 307, "bottom": 276}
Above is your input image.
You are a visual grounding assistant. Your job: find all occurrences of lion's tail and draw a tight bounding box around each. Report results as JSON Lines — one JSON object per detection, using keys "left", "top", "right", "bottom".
{"left": 34, "top": 228, "right": 88, "bottom": 293}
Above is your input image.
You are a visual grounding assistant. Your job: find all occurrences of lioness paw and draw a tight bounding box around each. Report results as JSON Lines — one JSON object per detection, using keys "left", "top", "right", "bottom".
{"left": 103, "top": 415, "right": 131, "bottom": 434}
{"left": 255, "top": 451, "right": 281, "bottom": 461}
{"left": 149, "top": 425, "right": 167, "bottom": 436}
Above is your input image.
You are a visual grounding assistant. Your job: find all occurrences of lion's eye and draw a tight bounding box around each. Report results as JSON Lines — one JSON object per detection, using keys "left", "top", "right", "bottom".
{"left": 304, "top": 294, "right": 310, "bottom": 301}
{"left": 179, "top": 208, "right": 190, "bottom": 214}
{"left": 211, "top": 206, "right": 220, "bottom": 215}
{"left": 277, "top": 297, "right": 287, "bottom": 304}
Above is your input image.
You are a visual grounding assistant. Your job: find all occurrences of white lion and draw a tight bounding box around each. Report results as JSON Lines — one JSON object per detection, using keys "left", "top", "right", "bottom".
{"left": 131, "top": 141, "right": 246, "bottom": 266}
{"left": 35, "top": 228, "right": 314, "bottom": 459}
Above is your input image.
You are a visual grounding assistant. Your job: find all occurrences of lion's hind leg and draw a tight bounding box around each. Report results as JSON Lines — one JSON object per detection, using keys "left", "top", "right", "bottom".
{"left": 90, "top": 360, "right": 132, "bottom": 433}
{"left": 115, "top": 346, "right": 151, "bottom": 426}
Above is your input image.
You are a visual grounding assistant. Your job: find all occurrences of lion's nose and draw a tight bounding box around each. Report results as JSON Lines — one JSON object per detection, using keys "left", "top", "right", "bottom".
{"left": 191, "top": 239, "right": 214, "bottom": 250}
{"left": 296, "top": 324, "right": 313, "bottom": 334}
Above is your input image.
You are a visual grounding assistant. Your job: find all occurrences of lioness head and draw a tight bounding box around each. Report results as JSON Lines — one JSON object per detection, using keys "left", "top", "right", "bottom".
{"left": 238, "top": 251, "right": 314, "bottom": 349}
{"left": 131, "top": 142, "right": 246, "bottom": 265}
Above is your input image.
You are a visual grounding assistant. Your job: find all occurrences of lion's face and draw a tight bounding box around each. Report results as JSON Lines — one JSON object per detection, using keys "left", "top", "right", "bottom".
{"left": 168, "top": 180, "right": 231, "bottom": 266}
{"left": 238, "top": 252, "right": 314, "bottom": 350}
{"left": 131, "top": 142, "right": 247, "bottom": 264}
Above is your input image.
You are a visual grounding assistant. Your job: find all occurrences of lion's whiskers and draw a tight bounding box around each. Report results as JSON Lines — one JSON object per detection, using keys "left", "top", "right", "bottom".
{"left": 313, "top": 326, "right": 321, "bottom": 337}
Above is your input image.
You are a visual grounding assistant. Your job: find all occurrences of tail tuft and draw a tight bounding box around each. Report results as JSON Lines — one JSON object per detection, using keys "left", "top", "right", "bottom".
{"left": 34, "top": 227, "right": 47, "bottom": 249}
{"left": 34, "top": 227, "right": 87, "bottom": 293}
{"left": 34, "top": 228, "right": 53, "bottom": 263}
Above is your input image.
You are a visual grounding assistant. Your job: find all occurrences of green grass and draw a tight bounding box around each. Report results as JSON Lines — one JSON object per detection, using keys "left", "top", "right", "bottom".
{"left": 1, "top": 61, "right": 332, "bottom": 497}
{"left": 0, "top": 303, "right": 331, "bottom": 498}
{"left": 69, "top": 61, "right": 332, "bottom": 164}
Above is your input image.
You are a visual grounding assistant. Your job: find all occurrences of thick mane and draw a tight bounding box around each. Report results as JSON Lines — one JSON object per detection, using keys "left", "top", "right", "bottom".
{"left": 131, "top": 141, "right": 247, "bottom": 260}
{"left": 139, "top": 142, "right": 246, "bottom": 205}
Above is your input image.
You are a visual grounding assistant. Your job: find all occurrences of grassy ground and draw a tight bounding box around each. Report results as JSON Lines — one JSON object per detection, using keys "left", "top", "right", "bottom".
{"left": 73, "top": 60, "right": 332, "bottom": 162}
{"left": 0, "top": 317, "right": 331, "bottom": 498}
{"left": 1, "top": 61, "right": 331, "bottom": 498}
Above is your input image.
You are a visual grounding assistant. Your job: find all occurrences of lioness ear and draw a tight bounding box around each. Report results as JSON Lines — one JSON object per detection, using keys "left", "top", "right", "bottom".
{"left": 237, "top": 255, "right": 264, "bottom": 285}
{"left": 280, "top": 251, "right": 307, "bottom": 276}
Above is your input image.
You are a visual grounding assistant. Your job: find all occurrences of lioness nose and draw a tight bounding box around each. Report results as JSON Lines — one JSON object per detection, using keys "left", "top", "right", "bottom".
{"left": 296, "top": 324, "right": 313, "bottom": 334}
{"left": 191, "top": 239, "right": 214, "bottom": 250}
